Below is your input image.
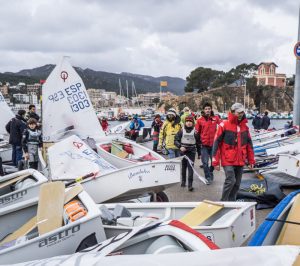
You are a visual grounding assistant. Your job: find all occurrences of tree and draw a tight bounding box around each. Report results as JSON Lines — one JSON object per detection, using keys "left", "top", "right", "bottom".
{"left": 185, "top": 67, "right": 224, "bottom": 93}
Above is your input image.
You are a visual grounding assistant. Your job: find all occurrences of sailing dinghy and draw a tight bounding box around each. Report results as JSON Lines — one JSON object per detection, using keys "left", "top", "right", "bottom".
{"left": 0, "top": 169, "right": 48, "bottom": 208}
{"left": 12, "top": 220, "right": 221, "bottom": 265}
{"left": 48, "top": 135, "right": 180, "bottom": 203}
{"left": 41, "top": 56, "right": 166, "bottom": 169}
{"left": 98, "top": 201, "right": 256, "bottom": 248}
{"left": 0, "top": 183, "right": 106, "bottom": 264}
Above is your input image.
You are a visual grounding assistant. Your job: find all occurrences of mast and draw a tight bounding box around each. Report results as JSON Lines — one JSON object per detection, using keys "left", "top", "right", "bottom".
{"left": 293, "top": 7, "right": 300, "bottom": 126}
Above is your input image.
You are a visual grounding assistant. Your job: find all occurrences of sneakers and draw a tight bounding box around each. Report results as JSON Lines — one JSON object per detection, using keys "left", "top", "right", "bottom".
{"left": 206, "top": 179, "right": 212, "bottom": 185}
{"left": 188, "top": 187, "right": 194, "bottom": 192}
{"left": 181, "top": 183, "right": 186, "bottom": 187}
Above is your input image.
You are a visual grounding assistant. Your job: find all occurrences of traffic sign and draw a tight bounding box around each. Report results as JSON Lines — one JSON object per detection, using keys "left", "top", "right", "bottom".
{"left": 294, "top": 41, "right": 300, "bottom": 59}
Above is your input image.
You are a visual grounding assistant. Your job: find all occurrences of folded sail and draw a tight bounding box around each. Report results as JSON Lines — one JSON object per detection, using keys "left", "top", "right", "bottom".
{"left": 42, "top": 56, "right": 104, "bottom": 142}
{"left": 48, "top": 135, "right": 116, "bottom": 180}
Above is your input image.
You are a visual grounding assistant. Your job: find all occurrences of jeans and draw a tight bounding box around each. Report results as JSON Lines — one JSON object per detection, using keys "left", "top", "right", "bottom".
{"left": 12, "top": 145, "right": 23, "bottom": 166}
{"left": 201, "top": 146, "right": 214, "bottom": 181}
{"left": 221, "top": 166, "right": 243, "bottom": 201}
{"left": 167, "top": 149, "right": 180, "bottom": 159}
{"left": 181, "top": 151, "right": 196, "bottom": 187}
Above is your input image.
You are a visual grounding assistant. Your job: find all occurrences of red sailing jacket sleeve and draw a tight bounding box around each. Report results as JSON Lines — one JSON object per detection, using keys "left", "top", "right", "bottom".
{"left": 246, "top": 130, "right": 255, "bottom": 165}
{"left": 195, "top": 118, "right": 201, "bottom": 135}
{"left": 212, "top": 122, "right": 225, "bottom": 166}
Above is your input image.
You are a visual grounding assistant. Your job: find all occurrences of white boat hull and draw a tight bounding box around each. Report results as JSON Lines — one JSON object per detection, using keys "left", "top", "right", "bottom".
{"left": 0, "top": 145, "right": 12, "bottom": 163}
{"left": 0, "top": 169, "right": 48, "bottom": 208}
{"left": 0, "top": 191, "right": 106, "bottom": 264}
{"left": 98, "top": 201, "right": 256, "bottom": 248}
{"left": 96, "top": 136, "right": 164, "bottom": 168}
{"left": 81, "top": 160, "right": 181, "bottom": 203}
{"left": 277, "top": 154, "right": 300, "bottom": 178}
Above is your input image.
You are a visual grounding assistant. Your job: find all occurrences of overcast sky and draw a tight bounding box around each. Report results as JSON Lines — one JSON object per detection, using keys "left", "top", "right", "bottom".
{"left": 0, "top": 0, "right": 298, "bottom": 78}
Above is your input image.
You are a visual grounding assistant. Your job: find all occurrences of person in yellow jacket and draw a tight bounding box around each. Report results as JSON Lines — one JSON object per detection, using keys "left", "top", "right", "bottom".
{"left": 158, "top": 108, "right": 182, "bottom": 158}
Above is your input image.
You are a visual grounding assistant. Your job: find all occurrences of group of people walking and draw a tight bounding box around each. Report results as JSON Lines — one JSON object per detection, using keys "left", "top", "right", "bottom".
{"left": 154, "top": 102, "right": 255, "bottom": 201}
{"left": 5, "top": 105, "right": 42, "bottom": 169}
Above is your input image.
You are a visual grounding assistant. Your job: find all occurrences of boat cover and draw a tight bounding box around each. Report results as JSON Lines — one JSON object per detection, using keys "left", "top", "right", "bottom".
{"left": 237, "top": 177, "right": 286, "bottom": 209}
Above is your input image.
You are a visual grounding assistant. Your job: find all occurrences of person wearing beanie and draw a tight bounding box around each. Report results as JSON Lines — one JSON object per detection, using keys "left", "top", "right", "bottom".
{"left": 195, "top": 102, "right": 221, "bottom": 185}
{"left": 180, "top": 106, "right": 194, "bottom": 125}
{"left": 22, "top": 118, "right": 42, "bottom": 170}
{"left": 5, "top": 109, "right": 27, "bottom": 166}
{"left": 129, "top": 114, "right": 145, "bottom": 141}
{"left": 212, "top": 103, "right": 255, "bottom": 201}
{"left": 151, "top": 114, "right": 163, "bottom": 152}
{"left": 158, "top": 108, "right": 181, "bottom": 158}
{"left": 175, "top": 115, "right": 201, "bottom": 191}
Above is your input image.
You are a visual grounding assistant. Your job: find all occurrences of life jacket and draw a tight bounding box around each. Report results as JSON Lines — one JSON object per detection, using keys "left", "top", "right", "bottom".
{"left": 195, "top": 115, "right": 220, "bottom": 147}
{"left": 212, "top": 112, "right": 255, "bottom": 167}
{"left": 27, "top": 129, "right": 41, "bottom": 145}
{"left": 181, "top": 128, "right": 196, "bottom": 147}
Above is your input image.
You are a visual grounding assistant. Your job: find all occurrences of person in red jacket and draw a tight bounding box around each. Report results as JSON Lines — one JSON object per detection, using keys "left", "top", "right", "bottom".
{"left": 100, "top": 117, "right": 109, "bottom": 132}
{"left": 195, "top": 102, "right": 221, "bottom": 185}
{"left": 212, "top": 103, "right": 255, "bottom": 201}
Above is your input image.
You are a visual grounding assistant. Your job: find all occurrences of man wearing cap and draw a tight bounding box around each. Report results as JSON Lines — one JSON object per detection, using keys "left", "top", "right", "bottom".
{"left": 158, "top": 108, "right": 181, "bottom": 158}
{"left": 5, "top": 110, "right": 27, "bottom": 166}
{"left": 212, "top": 103, "right": 255, "bottom": 201}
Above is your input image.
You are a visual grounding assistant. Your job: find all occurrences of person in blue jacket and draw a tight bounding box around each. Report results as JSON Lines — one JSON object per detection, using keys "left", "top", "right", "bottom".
{"left": 129, "top": 114, "right": 145, "bottom": 141}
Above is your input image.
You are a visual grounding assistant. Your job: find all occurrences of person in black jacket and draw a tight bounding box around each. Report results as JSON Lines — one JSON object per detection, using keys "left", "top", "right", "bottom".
{"left": 25, "top": 104, "right": 40, "bottom": 122}
{"left": 22, "top": 118, "right": 42, "bottom": 169}
{"left": 252, "top": 114, "right": 261, "bottom": 131}
{"left": 261, "top": 111, "right": 271, "bottom": 130}
{"left": 175, "top": 115, "right": 201, "bottom": 191}
{"left": 5, "top": 110, "right": 27, "bottom": 166}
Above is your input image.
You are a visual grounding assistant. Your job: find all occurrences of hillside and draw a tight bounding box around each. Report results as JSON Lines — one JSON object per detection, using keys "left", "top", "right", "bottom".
{"left": 2, "top": 65, "right": 186, "bottom": 95}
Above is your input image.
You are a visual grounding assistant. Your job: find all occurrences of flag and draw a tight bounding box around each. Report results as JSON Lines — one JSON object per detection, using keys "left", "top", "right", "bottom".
{"left": 160, "top": 81, "right": 168, "bottom": 87}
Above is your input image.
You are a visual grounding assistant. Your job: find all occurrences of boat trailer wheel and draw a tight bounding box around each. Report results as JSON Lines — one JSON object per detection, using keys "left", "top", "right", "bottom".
{"left": 150, "top": 191, "right": 169, "bottom": 202}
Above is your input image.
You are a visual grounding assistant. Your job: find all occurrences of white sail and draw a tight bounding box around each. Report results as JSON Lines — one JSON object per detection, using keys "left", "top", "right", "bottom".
{"left": 108, "top": 121, "right": 130, "bottom": 134}
{"left": 0, "top": 91, "right": 14, "bottom": 136}
{"left": 42, "top": 56, "right": 105, "bottom": 142}
{"left": 48, "top": 135, "right": 116, "bottom": 180}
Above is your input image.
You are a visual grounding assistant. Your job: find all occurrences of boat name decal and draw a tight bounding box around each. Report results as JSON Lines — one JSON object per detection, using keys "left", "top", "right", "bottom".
{"left": 0, "top": 189, "right": 27, "bottom": 205}
{"left": 39, "top": 225, "right": 80, "bottom": 248}
{"left": 165, "top": 164, "right": 176, "bottom": 171}
{"left": 47, "top": 82, "right": 91, "bottom": 113}
{"left": 128, "top": 169, "right": 151, "bottom": 181}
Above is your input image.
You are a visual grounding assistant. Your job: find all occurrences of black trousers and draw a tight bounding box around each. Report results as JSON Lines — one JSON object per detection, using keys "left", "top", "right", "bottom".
{"left": 221, "top": 166, "right": 243, "bottom": 201}
{"left": 181, "top": 151, "right": 196, "bottom": 187}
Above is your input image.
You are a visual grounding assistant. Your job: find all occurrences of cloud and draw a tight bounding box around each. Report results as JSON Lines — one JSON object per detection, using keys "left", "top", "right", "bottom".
{"left": 0, "top": 0, "right": 298, "bottom": 78}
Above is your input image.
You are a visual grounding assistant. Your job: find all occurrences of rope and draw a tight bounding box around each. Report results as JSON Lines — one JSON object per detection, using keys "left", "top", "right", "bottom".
{"left": 266, "top": 218, "right": 300, "bottom": 226}
{"left": 181, "top": 155, "right": 208, "bottom": 185}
